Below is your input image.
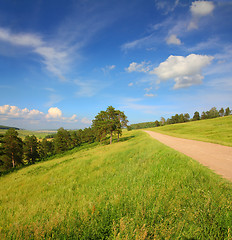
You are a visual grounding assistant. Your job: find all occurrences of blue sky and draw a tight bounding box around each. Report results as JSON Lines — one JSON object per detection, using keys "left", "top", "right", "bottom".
{"left": 0, "top": 0, "right": 231, "bottom": 129}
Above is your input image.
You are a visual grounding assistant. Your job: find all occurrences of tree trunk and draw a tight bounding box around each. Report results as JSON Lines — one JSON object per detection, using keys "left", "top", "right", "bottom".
{"left": 12, "top": 152, "right": 15, "bottom": 168}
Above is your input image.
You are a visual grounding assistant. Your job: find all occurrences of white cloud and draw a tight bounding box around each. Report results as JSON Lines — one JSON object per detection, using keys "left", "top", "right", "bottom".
{"left": 121, "top": 35, "right": 154, "bottom": 51}
{"left": 101, "top": 65, "right": 116, "bottom": 74}
{"left": 0, "top": 27, "right": 44, "bottom": 47}
{"left": 166, "top": 34, "right": 181, "bottom": 45}
{"left": 0, "top": 105, "right": 78, "bottom": 123}
{"left": 0, "top": 105, "right": 44, "bottom": 119}
{"left": 151, "top": 54, "right": 214, "bottom": 89}
{"left": 188, "top": 1, "right": 215, "bottom": 30}
{"left": 155, "top": 0, "right": 179, "bottom": 15}
{"left": 46, "top": 107, "right": 62, "bottom": 119}
{"left": 0, "top": 27, "right": 69, "bottom": 81}
{"left": 128, "top": 82, "right": 134, "bottom": 87}
{"left": 81, "top": 117, "right": 92, "bottom": 125}
{"left": 126, "top": 61, "right": 151, "bottom": 73}
{"left": 190, "top": 1, "right": 215, "bottom": 17}
{"left": 144, "top": 93, "right": 156, "bottom": 97}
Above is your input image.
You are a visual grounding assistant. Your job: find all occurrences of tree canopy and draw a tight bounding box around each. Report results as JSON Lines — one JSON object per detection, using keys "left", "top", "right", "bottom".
{"left": 92, "top": 106, "right": 128, "bottom": 144}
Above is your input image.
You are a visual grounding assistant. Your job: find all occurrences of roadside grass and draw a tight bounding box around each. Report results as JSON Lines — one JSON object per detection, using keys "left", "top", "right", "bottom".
{"left": 0, "top": 131, "right": 232, "bottom": 239}
{"left": 149, "top": 115, "right": 232, "bottom": 147}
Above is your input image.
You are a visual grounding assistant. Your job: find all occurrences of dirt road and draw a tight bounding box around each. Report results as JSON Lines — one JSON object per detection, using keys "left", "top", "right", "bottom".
{"left": 144, "top": 130, "right": 232, "bottom": 181}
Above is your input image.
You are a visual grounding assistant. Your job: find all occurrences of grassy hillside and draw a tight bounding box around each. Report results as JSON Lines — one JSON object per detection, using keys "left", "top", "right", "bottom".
{"left": 0, "top": 131, "right": 232, "bottom": 239}
{"left": 149, "top": 115, "right": 232, "bottom": 147}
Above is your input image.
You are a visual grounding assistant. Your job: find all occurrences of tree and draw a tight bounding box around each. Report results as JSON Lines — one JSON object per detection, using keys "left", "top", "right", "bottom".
{"left": 154, "top": 120, "right": 160, "bottom": 127}
{"left": 39, "top": 138, "right": 54, "bottom": 159}
{"left": 115, "top": 110, "right": 128, "bottom": 142}
{"left": 184, "top": 113, "right": 190, "bottom": 122}
{"left": 201, "top": 111, "right": 207, "bottom": 120}
{"left": 0, "top": 134, "right": 4, "bottom": 168}
{"left": 2, "top": 128, "right": 23, "bottom": 168}
{"left": 192, "top": 111, "right": 200, "bottom": 121}
{"left": 225, "top": 107, "right": 231, "bottom": 116}
{"left": 54, "top": 127, "right": 72, "bottom": 153}
{"left": 208, "top": 107, "right": 219, "bottom": 118}
{"left": 92, "top": 110, "right": 109, "bottom": 142}
{"left": 219, "top": 108, "right": 224, "bottom": 117}
{"left": 24, "top": 135, "right": 39, "bottom": 164}
{"left": 92, "top": 106, "right": 127, "bottom": 144}
{"left": 160, "top": 117, "right": 166, "bottom": 126}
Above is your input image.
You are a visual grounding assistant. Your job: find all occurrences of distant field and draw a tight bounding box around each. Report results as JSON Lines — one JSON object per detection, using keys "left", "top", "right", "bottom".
{"left": 0, "top": 129, "right": 57, "bottom": 139}
{"left": 149, "top": 116, "right": 232, "bottom": 147}
{"left": 0, "top": 131, "right": 231, "bottom": 239}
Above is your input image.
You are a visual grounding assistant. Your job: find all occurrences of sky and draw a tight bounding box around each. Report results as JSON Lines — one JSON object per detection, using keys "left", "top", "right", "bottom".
{"left": 0, "top": 0, "right": 231, "bottom": 130}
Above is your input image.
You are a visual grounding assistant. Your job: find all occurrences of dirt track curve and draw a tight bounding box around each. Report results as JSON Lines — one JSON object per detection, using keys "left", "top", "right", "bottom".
{"left": 144, "top": 130, "right": 232, "bottom": 181}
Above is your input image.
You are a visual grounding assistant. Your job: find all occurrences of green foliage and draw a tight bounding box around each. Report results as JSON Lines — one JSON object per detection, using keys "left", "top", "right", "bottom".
{"left": 39, "top": 138, "right": 54, "bottom": 159}
{"left": 92, "top": 106, "right": 127, "bottom": 144}
{"left": 24, "top": 135, "right": 39, "bottom": 164}
{"left": 0, "top": 131, "right": 231, "bottom": 239}
{"left": 54, "top": 127, "right": 72, "bottom": 153}
{"left": 225, "top": 107, "right": 231, "bottom": 116}
{"left": 192, "top": 111, "right": 200, "bottom": 121}
{"left": 129, "top": 121, "right": 157, "bottom": 130}
{"left": 1, "top": 128, "right": 23, "bottom": 168}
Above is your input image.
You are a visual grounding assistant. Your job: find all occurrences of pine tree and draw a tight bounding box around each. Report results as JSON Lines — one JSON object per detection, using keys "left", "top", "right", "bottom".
{"left": 24, "top": 135, "right": 39, "bottom": 164}
{"left": 2, "top": 128, "right": 23, "bottom": 168}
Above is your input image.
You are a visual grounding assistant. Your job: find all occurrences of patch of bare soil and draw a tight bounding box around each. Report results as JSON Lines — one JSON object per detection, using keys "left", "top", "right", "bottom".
{"left": 145, "top": 130, "right": 232, "bottom": 181}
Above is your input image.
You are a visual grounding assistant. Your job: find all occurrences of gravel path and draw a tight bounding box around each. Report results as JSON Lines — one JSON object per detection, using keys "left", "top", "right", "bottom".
{"left": 144, "top": 130, "right": 232, "bottom": 181}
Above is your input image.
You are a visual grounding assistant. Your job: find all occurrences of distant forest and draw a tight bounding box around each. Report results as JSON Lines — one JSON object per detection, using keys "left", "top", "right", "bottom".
{"left": 0, "top": 125, "right": 20, "bottom": 130}
{"left": 128, "top": 106, "right": 231, "bottom": 130}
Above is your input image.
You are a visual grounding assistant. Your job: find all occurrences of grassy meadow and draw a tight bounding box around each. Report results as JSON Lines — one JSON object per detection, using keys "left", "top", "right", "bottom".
{"left": 149, "top": 115, "right": 232, "bottom": 147}
{"left": 0, "top": 130, "right": 232, "bottom": 239}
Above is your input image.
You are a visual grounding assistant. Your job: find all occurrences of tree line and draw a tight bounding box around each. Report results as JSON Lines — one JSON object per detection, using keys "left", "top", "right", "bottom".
{"left": 0, "top": 106, "right": 128, "bottom": 173}
{"left": 129, "top": 106, "right": 231, "bottom": 130}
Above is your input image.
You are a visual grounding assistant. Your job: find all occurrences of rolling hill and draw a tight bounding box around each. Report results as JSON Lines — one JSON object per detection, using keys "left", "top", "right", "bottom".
{"left": 0, "top": 130, "right": 231, "bottom": 239}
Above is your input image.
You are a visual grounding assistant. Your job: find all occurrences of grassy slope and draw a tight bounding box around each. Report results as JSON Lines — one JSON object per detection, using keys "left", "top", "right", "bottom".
{"left": 149, "top": 115, "right": 232, "bottom": 147}
{"left": 0, "top": 131, "right": 232, "bottom": 239}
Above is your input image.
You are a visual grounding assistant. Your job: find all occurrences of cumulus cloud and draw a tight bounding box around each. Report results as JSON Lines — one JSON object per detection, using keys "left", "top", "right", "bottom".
{"left": 166, "top": 34, "right": 181, "bottom": 45}
{"left": 46, "top": 107, "right": 62, "bottom": 119}
{"left": 151, "top": 54, "right": 214, "bottom": 89}
{"left": 0, "top": 105, "right": 44, "bottom": 119}
{"left": 190, "top": 1, "right": 215, "bottom": 17}
{"left": 188, "top": 1, "right": 215, "bottom": 30}
{"left": 126, "top": 61, "right": 151, "bottom": 73}
{"left": 0, "top": 105, "right": 77, "bottom": 123}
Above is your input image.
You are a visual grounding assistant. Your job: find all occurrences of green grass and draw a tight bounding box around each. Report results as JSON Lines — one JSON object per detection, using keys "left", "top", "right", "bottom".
{"left": 149, "top": 115, "right": 232, "bottom": 147}
{"left": 0, "top": 131, "right": 232, "bottom": 239}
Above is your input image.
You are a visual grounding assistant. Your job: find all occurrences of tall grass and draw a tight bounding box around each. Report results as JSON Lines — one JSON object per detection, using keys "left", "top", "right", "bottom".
{"left": 149, "top": 115, "right": 232, "bottom": 147}
{"left": 0, "top": 131, "right": 231, "bottom": 239}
